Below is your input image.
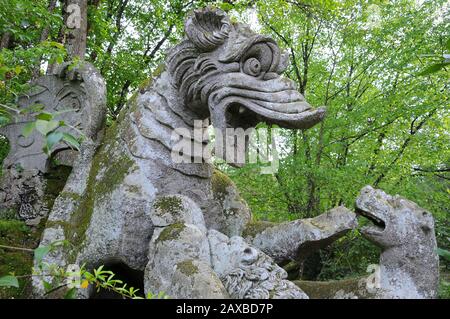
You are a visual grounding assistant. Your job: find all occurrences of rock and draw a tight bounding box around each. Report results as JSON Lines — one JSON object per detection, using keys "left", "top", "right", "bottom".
{"left": 292, "top": 186, "right": 440, "bottom": 300}
{"left": 208, "top": 230, "right": 308, "bottom": 299}
{"left": 25, "top": 216, "right": 42, "bottom": 227}
{"left": 294, "top": 277, "right": 375, "bottom": 299}
{"left": 150, "top": 194, "right": 207, "bottom": 233}
{"left": 244, "top": 206, "right": 357, "bottom": 263}
{"left": 144, "top": 195, "right": 228, "bottom": 298}
{"left": 207, "top": 169, "right": 252, "bottom": 237}
{"left": 31, "top": 8, "right": 438, "bottom": 300}
{"left": 355, "top": 185, "right": 439, "bottom": 299}
{"left": 144, "top": 223, "right": 223, "bottom": 298}
{"left": 34, "top": 7, "right": 326, "bottom": 291}
{"left": 0, "top": 62, "right": 106, "bottom": 223}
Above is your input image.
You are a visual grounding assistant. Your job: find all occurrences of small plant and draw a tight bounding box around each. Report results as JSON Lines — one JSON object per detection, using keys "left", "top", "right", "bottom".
{"left": 0, "top": 104, "right": 82, "bottom": 156}
{"left": 0, "top": 241, "right": 167, "bottom": 299}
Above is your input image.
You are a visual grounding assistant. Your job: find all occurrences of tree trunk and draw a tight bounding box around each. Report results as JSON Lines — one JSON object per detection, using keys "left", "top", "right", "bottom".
{"left": 64, "top": 0, "right": 88, "bottom": 59}
{"left": 32, "top": 0, "right": 58, "bottom": 79}
{"left": 0, "top": 32, "right": 11, "bottom": 49}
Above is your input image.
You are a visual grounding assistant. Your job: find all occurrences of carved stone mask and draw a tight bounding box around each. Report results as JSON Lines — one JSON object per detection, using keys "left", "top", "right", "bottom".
{"left": 167, "top": 8, "right": 325, "bottom": 164}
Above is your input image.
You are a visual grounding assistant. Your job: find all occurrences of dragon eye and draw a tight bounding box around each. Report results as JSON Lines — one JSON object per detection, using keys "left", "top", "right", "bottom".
{"left": 243, "top": 57, "right": 262, "bottom": 77}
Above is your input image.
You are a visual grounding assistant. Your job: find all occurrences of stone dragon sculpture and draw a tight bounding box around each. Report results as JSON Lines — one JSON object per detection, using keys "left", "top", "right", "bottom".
{"left": 355, "top": 186, "right": 439, "bottom": 298}
{"left": 0, "top": 7, "right": 437, "bottom": 299}
{"left": 295, "top": 186, "right": 439, "bottom": 299}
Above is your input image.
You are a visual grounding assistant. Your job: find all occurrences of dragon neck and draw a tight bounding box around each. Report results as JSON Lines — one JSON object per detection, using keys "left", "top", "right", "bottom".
{"left": 121, "top": 70, "right": 216, "bottom": 210}
{"left": 379, "top": 237, "right": 438, "bottom": 297}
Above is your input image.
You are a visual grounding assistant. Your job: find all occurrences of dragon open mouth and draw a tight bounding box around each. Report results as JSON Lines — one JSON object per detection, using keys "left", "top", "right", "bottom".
{"left": 356, "top": 207, "right": 386, "bottom": 235}
{"left": 209, "top": 77, "right": 326, "bottom": 131}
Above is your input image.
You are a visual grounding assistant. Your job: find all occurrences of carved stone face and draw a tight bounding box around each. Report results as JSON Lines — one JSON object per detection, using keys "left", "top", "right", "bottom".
{"left": 355, "top": 185, "right": 435, "bottom": 248}
{"left": 167, "top": 8, "right": 325, "bottom": 163}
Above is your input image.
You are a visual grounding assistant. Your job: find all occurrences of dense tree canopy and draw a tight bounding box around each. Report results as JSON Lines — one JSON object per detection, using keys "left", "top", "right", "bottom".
{"left": 0, "top": 0, "right": 449, "bottom": 296}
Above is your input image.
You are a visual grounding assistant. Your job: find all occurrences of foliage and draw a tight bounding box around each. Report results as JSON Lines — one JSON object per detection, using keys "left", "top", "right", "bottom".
{"left": 225, "top": 0, "right": 449, "bottom": 280}
{"left": 0, "top": 240, "right": 168, "bottom": 299}
{"left": 86, "top": 0, "right": 220, "bottom": 117}
{"left": 0, "top": 0, "right": 448, "bottom": 294}
{"left": 0, "top": 0, "right": 80, "bottom": 158}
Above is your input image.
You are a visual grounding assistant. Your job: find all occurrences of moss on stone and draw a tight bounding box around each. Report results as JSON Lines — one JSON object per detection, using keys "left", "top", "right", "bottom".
{"left": 154, "top": 196, "right": 183, "bottom": 215}
{"left": 177, "top": 259, "right": 199, "bottom": 277}
{"left": 211, "top": 169, "right": 234, "bottom": 200}
{"left": 293, "top": 277, "right": 372, "bottom": 299}
{"left": 64, "top": 122, "right": 135, "bottom": 253}
{"left": 58, "top": 191, "right": 82, "bottom": 202}
{"left": 45, "top": 220, "right": 71, "bottom": 231}
{"left": 158, "top": 223, "right": 185, "bottom": 242}
{"left": 138, "top": 64, "right": 165, "bottom": 93}
{"left": 0, "top": 208, "right": 16, "bottom": 220}
{"left": 0, "top": 219, "right": 35, "bottom": 298}
{"left": 242, "top": 220, "right": 275, "bottom": 238}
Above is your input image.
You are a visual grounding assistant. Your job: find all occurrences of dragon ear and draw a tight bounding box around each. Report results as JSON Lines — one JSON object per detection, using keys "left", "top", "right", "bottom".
{"left": 185, "top": 7, "right": 232, "bottom": 52}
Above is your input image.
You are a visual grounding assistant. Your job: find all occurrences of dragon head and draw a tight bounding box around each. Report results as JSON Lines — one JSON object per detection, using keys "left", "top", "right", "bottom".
{"left": 355, "top": 186, "right": 435, "bottom": 248}
{"left": 167, "top": 8, "right": 325, "bottom": 164}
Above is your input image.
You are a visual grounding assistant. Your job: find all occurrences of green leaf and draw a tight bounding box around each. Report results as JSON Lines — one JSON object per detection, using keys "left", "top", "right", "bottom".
{"left": 64, "top": 287, "right": 77, "bottom": 299}
{"left": 0, "top": 275, "right": 19, "bottom": 288}
{"left": 0, "top": 66, "right": 9, "bottom": 79}
{"left": 34, "top": 245, "right": 51, "bottom": 263}
{"left": 46, "top": 131, "right": 64, "bottom": 150}
{"left": 22, "top": 122, "right": 35, "bottom": 137}
{"left": 418, "top": 63, "right": 449, "bottom": 76}
{"left": 219, "top": 2, "right": 234, "bottom": 11}
{"left": 0, "top": 115, "right": 10, "bottom": 127}
{"left": 35, "top": 119, "right": 60, "bottom": 135}
{"left": 43, "top": 280, "right": 52, "bottom": 292}
{"left": 437, "top": 248, "right": 450, "bottom": 262}
{"left": 56, "top": 55, "right": 64, "bottom": 64}
{"left": 14, "top": 66, "right": 23, "bottom": 75}
{"left": 62, "top": 133, "right": 80, "bottom": 150}
{"left": 36, "top": 112, "right": 53, "bottom": 121}
{"left": 35, "top": 120, "right": 48, "bottom": 135}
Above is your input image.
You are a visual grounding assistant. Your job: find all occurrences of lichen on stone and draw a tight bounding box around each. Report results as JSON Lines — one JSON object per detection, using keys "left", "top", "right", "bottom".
{"left": 65, "top": 123, "right": 135, "bottom": 249}
{"left": 138, "top": 64, "right": 165, "bottom": 93}
{"left": 154, "top": 196, "right": 183, "bottom": 215}
{"left": 293, "top": 277, "right": 371, "bottom": 299}
{"left": 157, "top": 223, "right": 186, "bottom": 242}
{"left": 242, "top": 220, "right": 275, "bottom": 239}
{"left": 211, "top": 169, "right": 234, "bottom": 200}
{"left": 177, "top": 259, "right": 199, "bottom": 277}
{"left": 58, "top": 191, "right": 82, "bottom": 203}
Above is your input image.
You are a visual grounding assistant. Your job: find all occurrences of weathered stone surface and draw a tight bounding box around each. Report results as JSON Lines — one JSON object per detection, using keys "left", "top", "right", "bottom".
{"left": 168, "top": 8, "right": 325, "bottom": 165}
{"left": 292, "top": 186, "right": 440, "bottom": 299}
{"left": 1, "top": 62, "right": 105, "bottom": 172}
{"left": 143, "top": 194, "right": 227, "bottom": 298}
{"left": 207, "top": 169, "right": 252, "bottom": 237}
{"left": 33, "top": 7, "right": 326, "bottom": 289}
{"left": 0, "top": 62, "right": 106, "bottom": 222}
{"left": 208, "top": 230, "right": 308, "bottom": 299}
{"left": 244, "top": 206, "right": 357, "bottom": 263}
{"left": 0, "top": 169, "right": 47, "bottom": 220}
{"left": 31, "top": 8, "right": 438, "bottom": 300}
{"left": 150, "top": 194, "right": 207, "bottom": 233}
{"left": 294, "top": 277, "right": 376, "bottom": 299}
{"left": 144, "top": 222, "right": 223, "bottom": 298}
{"left": 355, "top": 185, "right": 439, "bottom": 299}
